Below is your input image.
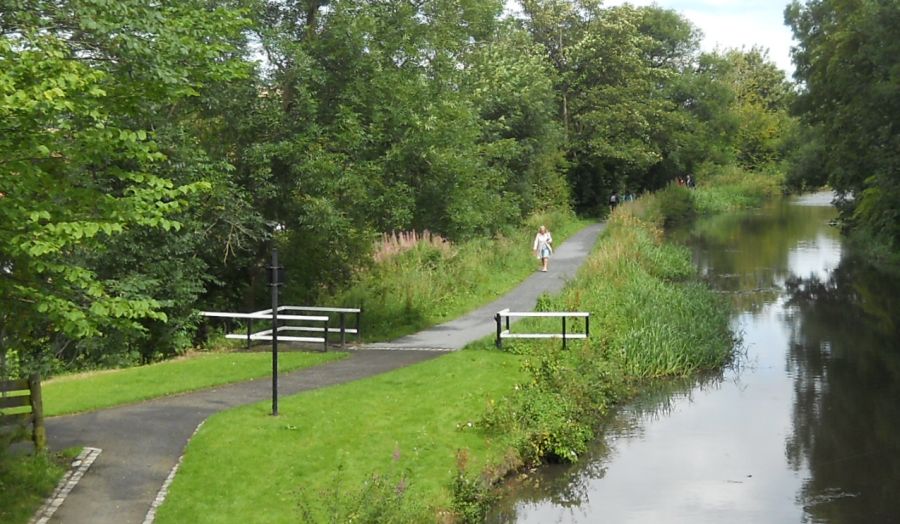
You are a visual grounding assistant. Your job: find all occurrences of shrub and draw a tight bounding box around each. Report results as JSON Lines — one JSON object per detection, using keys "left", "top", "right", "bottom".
{"left": 654, "top": 184, "right": 697, "bottom": 228}
{"left": 296, "top": 463, "right": 429, "bottom": 523}
{"left": 450, "top": 450, "right": 497, "bottom": 524}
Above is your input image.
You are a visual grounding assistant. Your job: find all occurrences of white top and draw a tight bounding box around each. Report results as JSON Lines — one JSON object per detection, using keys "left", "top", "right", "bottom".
{"left": 533, "top": 232, "right": 553, "bottom": 252}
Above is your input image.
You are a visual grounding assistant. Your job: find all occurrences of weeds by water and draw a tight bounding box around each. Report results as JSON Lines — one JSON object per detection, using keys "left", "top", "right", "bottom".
{"left": 692, "top": 164, "right": 783, "bottom": 214}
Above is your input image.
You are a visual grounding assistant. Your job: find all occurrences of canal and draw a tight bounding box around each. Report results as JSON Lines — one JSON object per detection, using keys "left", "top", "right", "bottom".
{"left": 490, "top": 193, "right": 900, "bottom": 523}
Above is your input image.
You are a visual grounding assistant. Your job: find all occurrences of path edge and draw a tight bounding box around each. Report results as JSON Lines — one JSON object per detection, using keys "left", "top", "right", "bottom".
{"left": 142, "top": 420, "right": 206, "bottom": 524}
{"left": 30, "top": 446, "right": 102, "bottom": 524}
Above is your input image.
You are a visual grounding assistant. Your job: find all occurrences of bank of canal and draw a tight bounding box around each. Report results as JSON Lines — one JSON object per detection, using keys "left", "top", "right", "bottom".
{"left": 490, "top": 192, "right": 900, "bottom": 523}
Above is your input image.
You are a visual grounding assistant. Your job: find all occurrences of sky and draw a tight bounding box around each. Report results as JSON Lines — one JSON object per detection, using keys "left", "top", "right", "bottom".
{"left": 508, "top": 0, "right": 797, "bottom": 76}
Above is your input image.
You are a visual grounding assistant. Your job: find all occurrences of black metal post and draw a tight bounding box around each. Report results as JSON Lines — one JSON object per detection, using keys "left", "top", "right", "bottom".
{"left": 586, "top": 315, "right": 590, "bottom": 339}
{"left": 247, "top": 318, "right": 253, "bottom": 350}
{"left": 505, "top": 314, "right": 510, "bottom": 332}
{"left": 356, "top": 309, "right": 362, "bottom": 343}
{"left": 495, "top": 313, "right": 502, "bottom": 348}
{"left": 323, "top": 319, "right": 329, "bottom": 352}
{"left": 562, "top": 316, "right": 567, "bottom": 350}
{"left": 339, "top": 312, "right": 346, "bottom": 348}
{"left": 270, "top": 247, "right": 282, "bottom": 416}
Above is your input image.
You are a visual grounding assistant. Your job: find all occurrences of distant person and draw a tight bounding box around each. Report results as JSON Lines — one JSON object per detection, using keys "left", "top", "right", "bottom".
{"left": 533, "top": 225, "right": 553, "bottom": 272}
{"left": 609, "top": 192, "right": 619, "bottom": 212}
{"left": 686, "top": 174, "right": 696, "bottom": 189}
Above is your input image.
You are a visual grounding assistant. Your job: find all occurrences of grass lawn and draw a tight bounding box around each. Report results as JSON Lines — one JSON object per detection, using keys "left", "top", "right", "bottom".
{"left": 155, "top": 349, "right": 525, "bottom": 523}
{"left": 43, "top": 351, "right": 346, "bottom": 417}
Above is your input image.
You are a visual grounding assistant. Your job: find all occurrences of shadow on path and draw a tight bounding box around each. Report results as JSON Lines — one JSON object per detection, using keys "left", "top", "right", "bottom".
{"left": 44, "top": 221, "right": 606, "bottom": 523}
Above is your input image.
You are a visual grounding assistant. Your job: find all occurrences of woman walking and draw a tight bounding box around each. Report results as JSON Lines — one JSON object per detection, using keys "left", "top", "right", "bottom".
{"left": 533, "top": 225, "right": 553, "bottom": 272}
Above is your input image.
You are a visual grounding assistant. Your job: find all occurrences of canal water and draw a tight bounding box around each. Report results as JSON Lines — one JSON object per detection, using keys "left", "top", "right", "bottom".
{"left": 490, "top": 193, "right": 900, "bottom": 523}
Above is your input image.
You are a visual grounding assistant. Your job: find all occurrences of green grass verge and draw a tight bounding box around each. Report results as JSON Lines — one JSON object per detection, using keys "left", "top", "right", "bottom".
{"left": 155, "top": 350, "right": 525, "bottom": 523}
{"left": 325, "top": 210, "right": 591, "bottom": 341}
{"left": 43, "top": 351, "right": 346, "bottom": 417}
{"left": 0, "top": 448, "right": 79, "bottom": 524}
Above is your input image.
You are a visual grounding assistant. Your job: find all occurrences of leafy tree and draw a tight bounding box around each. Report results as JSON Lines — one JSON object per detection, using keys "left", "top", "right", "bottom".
{"left": 0, "top": 0, "right": 249, "bottom": 369}
{"left": 787, "top": 0, "right": 900, "bottom": 248}
{"left": 719, "top": 48, "right": 794, "bottom": 169}
{"left": 522, "top": 2, "right": 706, "bottom": 212}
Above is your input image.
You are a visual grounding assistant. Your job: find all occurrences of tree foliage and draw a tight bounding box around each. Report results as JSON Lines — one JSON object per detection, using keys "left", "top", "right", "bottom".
{"left": 2, "top": 0, "right": 800, "bottom": 370}
{"left": 1, "top": 0, "right": 249, "bottom": 367}
{"left": 786, "top": 0, "right": 900, "bottom": 247}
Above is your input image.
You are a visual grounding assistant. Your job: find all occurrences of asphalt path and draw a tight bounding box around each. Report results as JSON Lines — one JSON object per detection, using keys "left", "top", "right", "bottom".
{"left": 44, "top": 221, "right": 605, "bottom": 523}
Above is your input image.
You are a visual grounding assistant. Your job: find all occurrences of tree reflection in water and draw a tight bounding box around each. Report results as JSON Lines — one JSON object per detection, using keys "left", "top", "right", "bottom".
{"left": 783, "top": 253, "right": 900, "bottom": 523}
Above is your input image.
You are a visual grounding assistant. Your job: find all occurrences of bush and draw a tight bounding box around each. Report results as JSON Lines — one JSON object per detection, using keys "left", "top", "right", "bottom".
{"left": 296, "top": 463, "right": 429, "bottom": 523}
{"left": 450, "top": 450, "right": 497, "bottom": 523}
{"left": 654, "top": 184, "right": 696, "bottom": 228}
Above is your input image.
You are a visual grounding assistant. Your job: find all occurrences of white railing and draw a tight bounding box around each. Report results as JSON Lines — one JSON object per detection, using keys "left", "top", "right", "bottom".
{"left": 495, "top": 308, "right": 590, "bottom": 349}
{"left": 200, "top": 306, "right": 362, "bottom": 351}
{"left": 276, "top": 306, "right": 362, "bottom": 347}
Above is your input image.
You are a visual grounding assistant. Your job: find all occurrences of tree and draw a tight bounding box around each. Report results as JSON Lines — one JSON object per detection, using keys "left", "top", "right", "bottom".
{"left": 787, "top": 0, "right": 900, "bottom": 248}
{"left": 522, "top": 3, "right": 707, "bottom": 211}
{"left": 0, "top": 0, "right": 249, "bottom": 368}
{"left": 720, "top": 48, "right": 793, "bottom": 169}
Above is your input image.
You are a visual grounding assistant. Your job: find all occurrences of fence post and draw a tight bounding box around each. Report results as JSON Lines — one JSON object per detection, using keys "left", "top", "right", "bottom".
{"left": 29, "top": 373, "right": 46, "bottom": 452}
{"left": 356, "top": 308, "right": 362, "bottom": 343}
{"left": 585, "top": 315, "right": 590, "bottom": 339}
{"left": 323, "top": 319, "right": 329, "bottom": 352}
{"left": 339, "top": 312, "right": 346, "bottom": 348}
{"left": 247, "top": 318, "right": 253, "bottom": 350}
{"left": 495, "top": 313, "right": 502, "bottom": 349}
{"left": 562, "top": 316, "right": 567, "bottom": 350}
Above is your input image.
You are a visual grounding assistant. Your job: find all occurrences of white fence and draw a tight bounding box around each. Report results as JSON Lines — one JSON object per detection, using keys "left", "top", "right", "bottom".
{"left": 200, "top": 306, "right": 362, "bottom": 351}
{"left": 494, "top": 308, "right": 590, "bottom": 349}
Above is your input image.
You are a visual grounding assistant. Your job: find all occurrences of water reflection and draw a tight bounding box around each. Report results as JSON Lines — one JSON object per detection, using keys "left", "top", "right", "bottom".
{"left": 492, "top": 195, "right": 900, "bottom": 523}
{"left": 784, "top": 254, "right": 900, "bottom": 522}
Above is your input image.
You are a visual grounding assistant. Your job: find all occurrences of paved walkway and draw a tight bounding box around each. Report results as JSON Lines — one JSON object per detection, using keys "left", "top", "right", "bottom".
{"left": 44, "top": 221, "right": 605, "bottom": 523}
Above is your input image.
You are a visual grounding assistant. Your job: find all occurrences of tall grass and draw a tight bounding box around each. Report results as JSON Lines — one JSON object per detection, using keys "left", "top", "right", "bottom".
{"left": 324, "top": 209, "right": 588, "bottom": 341}
{"left": 0, "top": 450, "right": 73, "bottom": 524}
{"left": 692, "top": 164, "right": 783, "bottom": 213}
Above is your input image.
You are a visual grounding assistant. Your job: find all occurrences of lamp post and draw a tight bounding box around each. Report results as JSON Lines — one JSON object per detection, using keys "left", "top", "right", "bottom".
{"left": 268, "top": 247, "right": 284, "bottom": 416}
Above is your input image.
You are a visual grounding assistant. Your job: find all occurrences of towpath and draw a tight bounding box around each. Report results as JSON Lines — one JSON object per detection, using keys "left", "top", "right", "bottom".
{"left": 43, "top": 221, "right": 605, "bottom": 524}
